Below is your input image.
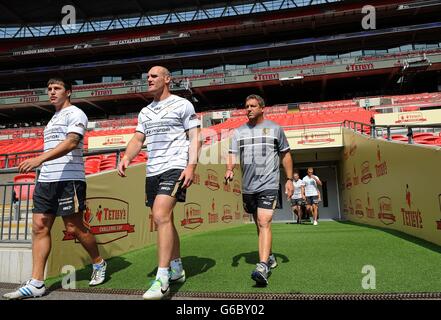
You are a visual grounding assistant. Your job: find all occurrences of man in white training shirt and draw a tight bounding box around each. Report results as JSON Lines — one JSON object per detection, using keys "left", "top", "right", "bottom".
{"left": 291, "top": 172, "right": 306, "bottom": 224}
{"left": 3, "top": 78, "right": 106, "bottom": 300}
{"left": 117, "top": 66, "right": 201, "bottom": 300}
{"left": 303, "top": 167, "right": 322, "bottom": 226}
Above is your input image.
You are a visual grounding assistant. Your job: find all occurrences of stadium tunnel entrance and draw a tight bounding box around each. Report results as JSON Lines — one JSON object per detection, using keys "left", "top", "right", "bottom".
{"left": 275, "top": 147, "right": 343, "bottom": 222}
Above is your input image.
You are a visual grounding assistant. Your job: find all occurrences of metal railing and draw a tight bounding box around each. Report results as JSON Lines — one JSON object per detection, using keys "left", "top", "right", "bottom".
{"left": 343, "top": 120, "right": 441, "bottom": 145}
{"left": 0, "top": 146, "right": 141, "bottom": 243}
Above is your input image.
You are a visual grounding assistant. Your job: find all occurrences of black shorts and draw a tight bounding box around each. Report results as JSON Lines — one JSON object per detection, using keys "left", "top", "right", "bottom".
{"left": 306, "top": 196, "right": 320, "bottom": 205}
{"left": 242, "top": 189, "right": 281, "bottom": 215}
{"left": 32, "top": 180, "right": 86, "bottom": 216}
{"left": 145, "top": 169, "right": 186, "bottom": 208}
{"left": 291, "top": 198, "right": 305, "bottom": 206}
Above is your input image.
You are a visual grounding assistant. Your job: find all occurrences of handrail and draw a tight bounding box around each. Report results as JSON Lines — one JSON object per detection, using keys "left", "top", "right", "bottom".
{"left": 343, "top": 120, "right": 441, "bottom": 144}
{"left": 0, "top": 146, "right": 150, "bottom": 172}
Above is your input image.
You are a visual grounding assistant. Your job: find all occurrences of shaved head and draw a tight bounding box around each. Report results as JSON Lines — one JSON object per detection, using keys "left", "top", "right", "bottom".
{"left": 147, "top": 65, "right": 172, "bottom": 100}
{"left": 149, "top": 66, "right": 170, "bottom": 77}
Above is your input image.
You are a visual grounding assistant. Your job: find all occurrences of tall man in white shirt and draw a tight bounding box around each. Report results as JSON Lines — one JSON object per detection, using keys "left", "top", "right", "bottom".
{"left": 3, "top": 77, "right": 106, "bottom": 300}
{"left": 303, "top": 167, "right": 322, "bottom": 225}
{"left": 117, "top": 66, "right": 201, "bottom": 300}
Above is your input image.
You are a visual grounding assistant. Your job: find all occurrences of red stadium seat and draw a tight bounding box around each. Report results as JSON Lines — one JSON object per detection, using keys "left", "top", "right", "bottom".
{"left": 13, "top": 173, "right": 36, "bottom": 201}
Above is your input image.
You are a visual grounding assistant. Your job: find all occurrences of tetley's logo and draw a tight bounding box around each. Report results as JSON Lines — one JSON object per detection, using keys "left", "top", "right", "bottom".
{"left": 375, "top": 145, "right": 388, "bottom": 177}
{"left": 181, "top": 202, "right": 204, "bottom": 229}
{"left": 103, "top": 136, "right": 126, "bottom": 146}
{"left": 361, "top": 161, "right": 373, "bottom": 184}
{"left": 352, "top": 166, "right": 359, "bottom": 186}
{"left": 355, "top": 199, "right": 364, "bottom": 218}
{"left": 395, "top": 112, "right": 426, "bottom": 124}
{"left": 193, "top": 173, "right": 200, "bottom": 185}
{"left": 222, "top": 205, "right": 233, "bottom": 223}
{"left": 208, "top": 198, "right": 219, "bottom": 224}
{"left": 235, "top": 202, "right": 241, "bottom": 220}
{"left": 204, "top": 169, "right": 220, "bottom": 191}
{"left": 65, "top": 197, "right": 134, "bottom": 244}
{"left": 378, "top": 196, "right": 396, "bottom": 225}
{"left": 233, "top": 180, "right": 241, "bottom": 195}
{"left": 366, "top": 193, "right": 375, "bottom": 219}
{"left": 401, "top": 184, "right": 423, "bottom": 229}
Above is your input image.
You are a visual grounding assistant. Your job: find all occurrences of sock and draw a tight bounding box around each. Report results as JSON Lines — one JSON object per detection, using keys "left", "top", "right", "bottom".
{"left": 156, "top": 267, "right": 170, "bottom": 285}
{"left": 30, "top": 278, "right": 44, "bottom": 288}
{"left": 170, "top": 258, "right": 183, "bottom": 273}
{"left": 93, "top": 259, "right": 105, "bottom": 269}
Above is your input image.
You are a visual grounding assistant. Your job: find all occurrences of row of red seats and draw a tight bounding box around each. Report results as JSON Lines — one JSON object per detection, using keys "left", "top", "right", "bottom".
{"left": 84, "top": 152, "right": 147, "bottom": 175}
{"left": 388, "top": 132, "right": 441, "bottom": 146}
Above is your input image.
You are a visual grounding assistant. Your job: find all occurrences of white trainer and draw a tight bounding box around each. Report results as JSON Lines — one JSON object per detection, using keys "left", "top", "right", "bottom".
{"left": 169, "top": 269, "right": 186, "bottom": 284}
{"left": 142, "top": 279, "right": 170, "bottom": 300}
{"left": 313, "top": 220, "right": 318, "bottom": 226}
{"left": 89, "top": 260, "right": 107, "bottom": 286}
{"left": 2, "top": 280, "right": 46, "bottom": 300}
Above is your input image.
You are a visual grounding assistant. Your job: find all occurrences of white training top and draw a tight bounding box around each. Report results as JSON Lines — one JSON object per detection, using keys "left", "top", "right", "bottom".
{"left": 303, "top": 175, "right": 320, "bottom": 197}
{"left": 291, "top": 179, "right": 305, "bottom": 200}
{"left": 136, "top": 94, "right": 200, "bottom": 177}
{"left": 38, "top": 105, "right": 87, "bottom": 183}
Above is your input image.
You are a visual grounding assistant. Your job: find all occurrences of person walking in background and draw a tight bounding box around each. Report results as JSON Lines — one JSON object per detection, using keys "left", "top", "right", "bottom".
{"left": 291, "top": 172, "right": 306, "bottom": 224}
{"left": 303, "top": 167, "right": 322, "bottom": 226}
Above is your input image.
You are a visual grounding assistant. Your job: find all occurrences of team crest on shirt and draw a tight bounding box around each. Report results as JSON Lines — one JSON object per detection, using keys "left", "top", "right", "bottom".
{"left": 262, "top": 128, "right": 269, "bottom": 135}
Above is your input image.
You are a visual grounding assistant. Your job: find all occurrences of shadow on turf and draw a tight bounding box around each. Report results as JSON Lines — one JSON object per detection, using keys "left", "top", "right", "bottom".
{"left": 231, "top": 251, "right": 289, "bottom": 267}
{"left": 47, "top": 256, "right": 132, "bottom": 291}
{"left": 337, "top": 220, "right": 441, "bottom": 254}
{"left": 147, "top": 255, "right": 216, "bottom": 295}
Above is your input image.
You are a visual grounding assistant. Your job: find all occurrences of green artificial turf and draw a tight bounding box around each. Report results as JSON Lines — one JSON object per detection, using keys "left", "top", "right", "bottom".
{"left": 46, "top": 221, "right": 441, "bottom": 293}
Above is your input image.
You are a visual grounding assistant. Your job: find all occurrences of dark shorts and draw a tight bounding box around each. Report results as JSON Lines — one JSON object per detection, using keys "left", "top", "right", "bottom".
{"left": 306, "top": 196, "right": 320, "bottom": 205}
{"left": 145, "top": 169, "right": 186, "bottom": 208}
{"left": 32, "top": 180, "right": 86, "bottom": 216}
{"left": 242, "top": 189, "right": 281, "bottom": 215}
{"left": 291, "top": 198, "right": 305, "bottom": 206}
